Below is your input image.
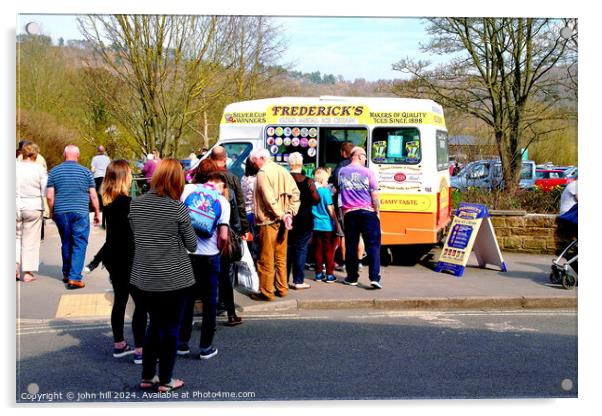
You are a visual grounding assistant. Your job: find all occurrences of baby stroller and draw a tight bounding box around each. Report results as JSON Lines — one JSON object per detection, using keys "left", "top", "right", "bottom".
{"left": 550, "top": 204, "right": 578, "bottom": 289}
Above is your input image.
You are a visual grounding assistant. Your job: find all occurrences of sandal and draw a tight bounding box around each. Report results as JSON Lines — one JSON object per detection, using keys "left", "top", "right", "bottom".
{"left": 139, "top": 375, "right": 159, "bottom": 389}
{"left": 23, "top": 273, "right": 37, "bottom": 282}
{"left": 157, "top": 378, "right": 184, "bottom": 392}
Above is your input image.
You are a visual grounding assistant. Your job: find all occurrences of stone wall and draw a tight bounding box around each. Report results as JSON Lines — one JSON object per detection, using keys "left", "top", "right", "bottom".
{"left": 488, "top": 211, "right": 575, "bottom": 254}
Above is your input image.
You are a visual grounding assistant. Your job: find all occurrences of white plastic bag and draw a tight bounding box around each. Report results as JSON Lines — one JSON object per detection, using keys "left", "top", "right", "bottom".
{"left": 235, "top": 240, "right": 260, "bottom": 294}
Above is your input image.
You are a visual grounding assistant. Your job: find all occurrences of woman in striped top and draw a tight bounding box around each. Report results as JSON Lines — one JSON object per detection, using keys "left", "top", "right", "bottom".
{"left": 129, "top": 158, "right": 197, "bottom": 392}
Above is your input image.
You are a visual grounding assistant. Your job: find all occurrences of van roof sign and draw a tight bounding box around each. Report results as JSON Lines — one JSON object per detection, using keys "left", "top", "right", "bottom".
{"left": 221, "top": 96, "right": 446, "bottom": 128}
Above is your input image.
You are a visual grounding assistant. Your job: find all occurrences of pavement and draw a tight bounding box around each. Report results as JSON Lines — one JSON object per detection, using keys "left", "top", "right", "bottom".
{"left": 16, "top": 218, "right": 577, "bottom": 323}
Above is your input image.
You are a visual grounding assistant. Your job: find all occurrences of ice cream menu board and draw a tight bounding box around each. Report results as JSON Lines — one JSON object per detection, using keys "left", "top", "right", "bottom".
{"left": 435, "top": 202, "right": 506, "bottom": 277}
{"left": 266, "top": 125, "right": 318, "bottom": 177}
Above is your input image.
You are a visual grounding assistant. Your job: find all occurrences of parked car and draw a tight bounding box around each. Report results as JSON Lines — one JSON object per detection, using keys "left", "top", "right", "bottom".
{"left": 450, "top": 159, "right": 536, "bottom": 191}
{"left": 562, "top": 166, "right": 578, "bottom": 179}
{"left": 180, "top": 159, "right": 192, "bottom": 171}
{"left": 535, "top": 168, "right": 575, "bottom": 191}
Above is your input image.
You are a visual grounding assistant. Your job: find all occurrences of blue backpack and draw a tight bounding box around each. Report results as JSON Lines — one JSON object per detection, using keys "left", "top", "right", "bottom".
{"left": 184, "top": 184, "right": 222, "bottom": 238}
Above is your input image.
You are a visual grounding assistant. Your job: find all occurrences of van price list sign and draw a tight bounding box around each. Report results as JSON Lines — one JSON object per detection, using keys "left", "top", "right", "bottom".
{"left": 435, "top": 202, "right": 506, "bottom": 277}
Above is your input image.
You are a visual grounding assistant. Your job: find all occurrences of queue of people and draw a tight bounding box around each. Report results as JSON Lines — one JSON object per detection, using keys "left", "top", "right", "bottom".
{"left": 15, "top": 139, "right": 383, "bottom": 392}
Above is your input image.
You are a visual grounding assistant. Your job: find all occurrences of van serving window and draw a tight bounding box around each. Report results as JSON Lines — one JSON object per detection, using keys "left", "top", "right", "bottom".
{"left": 318, "top": 127, "right": 368, "bottom": 172}
{"left": 372, "top": 127, "right": 421, "bottom": 165}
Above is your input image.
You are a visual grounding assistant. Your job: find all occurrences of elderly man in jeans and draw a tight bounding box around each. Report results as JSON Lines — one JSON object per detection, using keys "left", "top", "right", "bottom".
{"left": 47, "top": 145, "right": 101, "bottom": 289}
{"left": 250, "top": 148, "right": 300, "bottom": 301}
{"left": 338, "top": 146, "right": 382, "bottom": 289}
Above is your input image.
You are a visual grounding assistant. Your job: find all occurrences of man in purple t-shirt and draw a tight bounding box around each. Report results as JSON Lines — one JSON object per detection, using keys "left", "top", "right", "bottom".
{"left": 142, "top": 153, "right": 158, "bottom": 185}
{"left": 337, "top": 146, "right": 382, "bottom": 288}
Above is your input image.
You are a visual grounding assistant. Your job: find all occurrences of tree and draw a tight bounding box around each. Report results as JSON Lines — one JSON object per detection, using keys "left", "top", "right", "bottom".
{"left": 185, "top": 16, "right": 288, "bottom": 151}
{"left": 391, "top": 18, "right": 576, "bottom": 191}
{"left": 77, "top": 15, "right": 240, "bottom": 157}
{"left": 308, "top": 71, "right": 322, "bottom": 84}
{"left": 560, "top": 18, "right": 578, "bottom": 100}
{"left": 231, "top": 16, "right": 287, "bottom": 101}
{"left": 17, "top": 34, "right": 72, "bottom": 117}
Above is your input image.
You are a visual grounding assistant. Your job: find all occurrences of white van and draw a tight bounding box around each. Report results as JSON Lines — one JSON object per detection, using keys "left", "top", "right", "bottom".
{"left": 214, "top": 96, "right": 452, "bottom": 246}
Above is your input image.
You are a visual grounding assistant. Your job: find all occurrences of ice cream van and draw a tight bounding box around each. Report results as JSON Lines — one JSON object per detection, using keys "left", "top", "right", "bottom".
{"left": 214, "top": 96, "right": 452, "bottom": 247}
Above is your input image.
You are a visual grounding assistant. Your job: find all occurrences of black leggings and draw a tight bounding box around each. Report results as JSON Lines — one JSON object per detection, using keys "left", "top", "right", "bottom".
{"left": 94, "top": 177, "right": 106, "bottom": 227}
{"left": 110, "top": 276, "right": 147, "bottom": 347}
{"left": 130, "top": 285, "right": 189, "bottom": 384}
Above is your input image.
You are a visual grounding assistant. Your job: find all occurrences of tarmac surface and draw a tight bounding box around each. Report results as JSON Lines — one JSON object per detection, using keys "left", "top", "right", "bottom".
{"left": 16, "top": 218, "right": 577, "bottom": 323}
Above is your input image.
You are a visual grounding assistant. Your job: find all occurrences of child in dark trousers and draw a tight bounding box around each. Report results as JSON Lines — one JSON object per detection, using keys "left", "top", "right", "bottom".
{"left": 311, "top": 168, "right": 339, "bottom": 283}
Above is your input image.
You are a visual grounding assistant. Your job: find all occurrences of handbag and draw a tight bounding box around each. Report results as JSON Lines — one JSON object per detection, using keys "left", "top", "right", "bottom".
{"left": 220, "top": 227, "right": 243, "bottom": 262}
{"left": 234, "top": 240, "right": 260, "bottom": 293}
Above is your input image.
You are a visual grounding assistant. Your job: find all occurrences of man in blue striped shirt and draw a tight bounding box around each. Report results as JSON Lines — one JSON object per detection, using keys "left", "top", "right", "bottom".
{"left": 47, "top": 145, "right": 101, "bottom": 289}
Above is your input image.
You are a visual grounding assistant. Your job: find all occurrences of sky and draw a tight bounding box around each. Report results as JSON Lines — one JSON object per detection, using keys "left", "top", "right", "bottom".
{"left": 17, "top": 14, "right": 433, "bottom": 82}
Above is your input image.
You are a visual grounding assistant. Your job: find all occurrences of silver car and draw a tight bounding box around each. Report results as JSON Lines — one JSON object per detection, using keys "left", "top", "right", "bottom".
{"left": 450, "top": 159, "right": 536, "bottom": 191}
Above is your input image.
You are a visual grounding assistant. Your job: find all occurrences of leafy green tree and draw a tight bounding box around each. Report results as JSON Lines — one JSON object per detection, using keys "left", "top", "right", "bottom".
{"left": 392, "top": 18, "right": 576, "bottom": 191}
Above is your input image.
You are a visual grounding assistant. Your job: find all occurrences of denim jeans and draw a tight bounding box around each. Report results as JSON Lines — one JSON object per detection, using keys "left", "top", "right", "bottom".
{"left": 287, "top": 230, "right": 313, "bottom": 284}
{"left": 180, "top": 254, "right": 220, "bottom": 349}
{"left": 130, "top": 285, "right": 189, "bottom": 385}
{"left": 53, "top": 212, "right": 90, "bottom": 282}
{"left": 343, "top": 210, "right": 381, "bottom": 282}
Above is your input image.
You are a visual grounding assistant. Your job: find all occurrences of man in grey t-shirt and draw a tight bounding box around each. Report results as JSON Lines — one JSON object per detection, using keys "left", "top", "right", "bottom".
{"left": 91, "top": 145, "right": 111, "bottom": 228}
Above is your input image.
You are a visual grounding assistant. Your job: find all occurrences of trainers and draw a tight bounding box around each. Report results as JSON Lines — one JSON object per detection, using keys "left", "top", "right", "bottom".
{"left": 325, "top": 275, "right": 336, "bottom": 283}
{"left": 358, "top": 263, "right": 364, "bottom": 271}
{"left": 67, "top": 280, "right": 85, "bottom": 289}
{"left": 199, "top": 346, "right": 218, "bottom": 360}
{"left": 62, "top": 276, "right": 69, "bottom": 283}
{"left": 113, "top": 343, "right": 135, "bottom": 358}
{"left": 133, "top": 353, "right": 143, "bottom": 364}
{"left": 335, "top": 264, "right": 346, "bottom": 272}
{"left": 370, "top": 280, "right": 382, "bottom": 289}
{"left": 85, "top": 262, "right": 98, "bottom": 273}
{"left": 315, "top": 272, "right": 324, "bottom": 282}
{"left": 225, "top": 315, "right": 243, "bottom": 326}
{"left": 177, "top": 346, "right": 190, "bottom": 356}
{"left": 292, "top": 282, "right": 311, "bottom": 290}
{"left": 342, "top": 279, "right": 358, "bottom": 286}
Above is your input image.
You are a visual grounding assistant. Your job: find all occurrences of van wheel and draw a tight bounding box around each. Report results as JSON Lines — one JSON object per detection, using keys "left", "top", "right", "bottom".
{"left": 380, "top": 247, "right": 393, "bottom": 267}
{"left": 388, "top": 245, "right": 435, "bottom": 266}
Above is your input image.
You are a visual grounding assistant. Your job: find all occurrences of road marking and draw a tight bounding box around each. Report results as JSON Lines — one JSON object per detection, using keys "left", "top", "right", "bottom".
{"left": 17, "top": 310, "right": 576, "bottom": 336}
{"left": 485, "top": 321, "right": 538, "bottom": 333}
{"left": 361, "top": 310, "right": 577, "bottom": 318}
{"left": 16, "top": 314, "right": 309, "bottom": 335}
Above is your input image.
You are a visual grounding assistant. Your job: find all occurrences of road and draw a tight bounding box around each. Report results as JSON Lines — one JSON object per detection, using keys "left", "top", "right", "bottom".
{"left": 16, "top": 309, "right": 577, "bottom": 403}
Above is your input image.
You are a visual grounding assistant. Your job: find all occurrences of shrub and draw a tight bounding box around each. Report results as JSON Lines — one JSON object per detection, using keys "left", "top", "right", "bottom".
{"left": 451, "top": 186, "right": 563, "bottom": 214}
{"left": 17, "top": 110, "right": 77, "bottom": 169}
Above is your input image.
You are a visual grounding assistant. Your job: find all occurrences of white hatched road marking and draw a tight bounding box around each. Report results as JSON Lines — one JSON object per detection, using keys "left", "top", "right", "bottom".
{"left": 16, "top": 310, "right": 576, "bottom": 336}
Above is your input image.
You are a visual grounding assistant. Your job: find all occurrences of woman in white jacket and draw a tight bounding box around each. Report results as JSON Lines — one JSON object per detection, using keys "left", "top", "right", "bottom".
{"left": 16, "top": 142, "right": 47, "bottom": 282}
